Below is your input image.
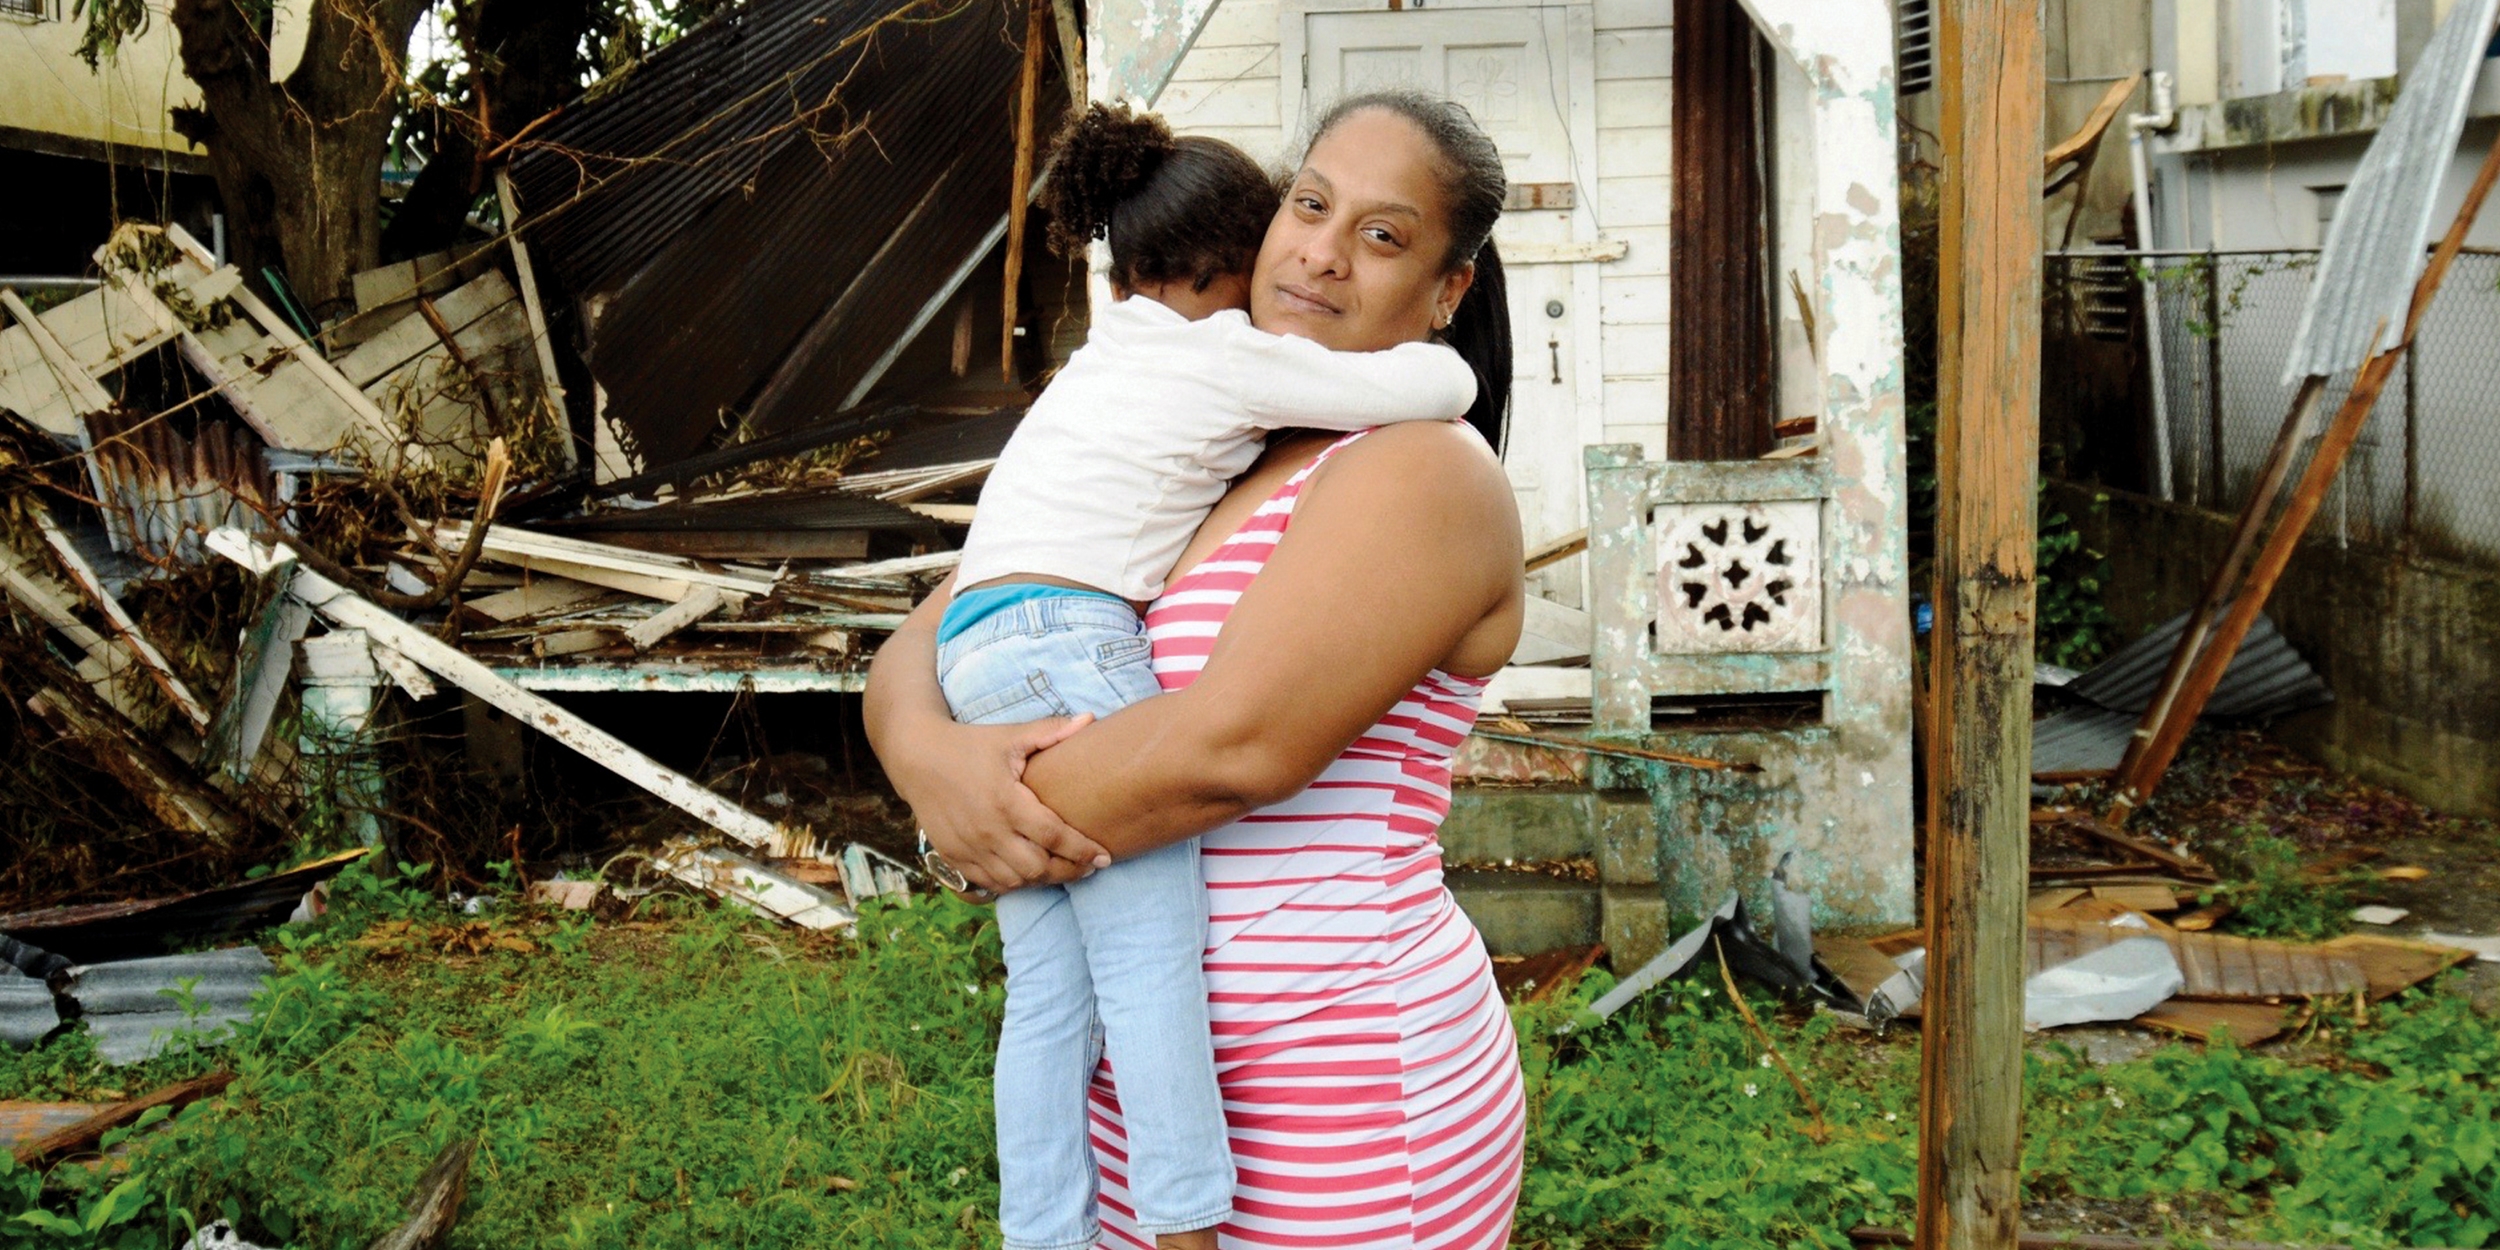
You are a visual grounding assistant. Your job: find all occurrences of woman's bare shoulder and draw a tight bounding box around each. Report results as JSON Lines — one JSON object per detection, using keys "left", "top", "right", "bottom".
{"left": 1318, "top": 421, "right": 1512, "bottom": 502}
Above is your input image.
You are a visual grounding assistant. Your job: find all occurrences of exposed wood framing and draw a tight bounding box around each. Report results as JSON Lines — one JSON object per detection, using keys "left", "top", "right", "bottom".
{"left": 1919, "top": 3, "right": 2043, "bottom": 1249}
{"left": 27, "top": 686, "right": 241, "bottom": 843}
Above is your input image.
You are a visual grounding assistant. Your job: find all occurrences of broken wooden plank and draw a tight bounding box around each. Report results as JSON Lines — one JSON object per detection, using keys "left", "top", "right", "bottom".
{"left": 811, "top": 549, "right": 962, "bottom": 581}
{"left": 0, "top": 288, "right": 116, "bottom": 417}
{"left": 8, "top": 1072, "right": 233, "bottom": 1167}
{"left": 2134, "top": 1000, "right": 2290, "bottom": 1046}
{"left": 1524, "top": 527, "right": 1589, "bottom": 574}
{"left": 206, "top": 528, "right": 819, "bottom": 867}
{"left": 365, "top": 1137, "right": 475, "bottom": 1250}
{"left": 649, "top": 840, "right": 854, "bottom": 931}
{"left": 2087, "top": 884, "right": 2178, "bottom": 913}
{"left": 333, "top": 270, "right": 520, "bottom": 388}
{"left": 2051, "top": 810, "right": 2213, "bottom": 880}
{"left": 437, "top": 522, "right": 780, "bottom": 598}
{"left": 532, "top": 628, "right": 615, "bottom": 658}
{"left": 623, "top": 585, "right": 732, "bottom": 652}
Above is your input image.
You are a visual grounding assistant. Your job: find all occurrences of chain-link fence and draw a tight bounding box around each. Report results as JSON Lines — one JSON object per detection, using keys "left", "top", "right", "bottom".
{"left": 2046, "top": 248, "right": 2500, "bottom": 568}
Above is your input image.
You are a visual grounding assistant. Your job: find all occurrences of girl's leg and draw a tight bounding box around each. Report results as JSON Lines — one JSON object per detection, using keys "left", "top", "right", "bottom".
{"left": 1064, "top": 838, "right": 1232, "bottom": 1239}
{"left": 994, "top": 885, "right": 1106, "bottom": 1250}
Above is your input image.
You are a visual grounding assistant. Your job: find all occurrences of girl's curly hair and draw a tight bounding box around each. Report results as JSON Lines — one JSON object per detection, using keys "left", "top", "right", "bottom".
{"left": 1041, "top": 102, "right": 1277, "bottom": 294}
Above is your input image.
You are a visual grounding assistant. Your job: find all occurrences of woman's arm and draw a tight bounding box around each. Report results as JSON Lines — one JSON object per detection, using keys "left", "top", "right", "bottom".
{"left": 1018, "top": 420, "right": 1523, "bottom": 853}
{"left": 862, "top": 572, "right": 1112, "bottom": 890}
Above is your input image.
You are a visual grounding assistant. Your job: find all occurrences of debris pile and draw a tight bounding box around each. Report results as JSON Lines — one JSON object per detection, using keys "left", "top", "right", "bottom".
{"left": 0, "top": 215, "right": 1014, "bottom": 936}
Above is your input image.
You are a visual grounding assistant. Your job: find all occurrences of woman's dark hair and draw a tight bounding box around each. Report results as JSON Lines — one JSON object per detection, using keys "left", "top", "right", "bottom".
{"left": 1041, "top": 103, "right": 1277, "bottom": 295}
{"left": 1304, "top": 90, "right": 1512, "bottom": 452}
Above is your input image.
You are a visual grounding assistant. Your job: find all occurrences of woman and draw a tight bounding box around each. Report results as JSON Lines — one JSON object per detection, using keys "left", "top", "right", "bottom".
{"left": 866, "top": 89, "right": 1527, "bottom": 1249}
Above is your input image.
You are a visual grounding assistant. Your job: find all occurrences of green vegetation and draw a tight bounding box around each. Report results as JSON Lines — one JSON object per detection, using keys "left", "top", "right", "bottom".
{"left": 5, "top": 858, "right": 2496, "bottom": 1248}
{"left": 2204, "top": 831, "right": 2361, "bottom": 942}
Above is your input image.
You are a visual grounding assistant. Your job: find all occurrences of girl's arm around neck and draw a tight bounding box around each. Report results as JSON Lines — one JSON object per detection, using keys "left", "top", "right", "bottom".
{"left": 1019, "top": 420, "right": 1523, "bottom": 854}
{"left": 1226, "top": 321, "right": 1479, "bottom": 431}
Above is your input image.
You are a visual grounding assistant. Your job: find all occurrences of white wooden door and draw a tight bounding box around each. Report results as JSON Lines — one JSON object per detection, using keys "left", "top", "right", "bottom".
{"left": 1306, "top": 8, "right": 1598, "bottom": 607}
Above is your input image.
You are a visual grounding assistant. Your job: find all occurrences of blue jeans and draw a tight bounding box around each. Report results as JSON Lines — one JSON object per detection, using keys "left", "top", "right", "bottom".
{"left": 935, "top": 594, "right": 1233, "bottom": 1248}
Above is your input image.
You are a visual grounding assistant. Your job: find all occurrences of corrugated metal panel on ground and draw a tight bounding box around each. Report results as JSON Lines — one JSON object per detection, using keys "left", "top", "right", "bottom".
{"left": 2030, "top": 705, "right": 2139, "bottom": 775}
{"left": 2280, "top": 0, "right": 2500, "bottom": 383}
{"left": 0, "top": 972, "right": 57, "bottom": 1050}
{"left": 509, "top": 0, "right": 1050, "bottom": 467}
{"left": 63, "top": 946, "right": 273, "bottom": 1065}
{"left": 2066, "top": 611, "right": 2331, "bottom": 720}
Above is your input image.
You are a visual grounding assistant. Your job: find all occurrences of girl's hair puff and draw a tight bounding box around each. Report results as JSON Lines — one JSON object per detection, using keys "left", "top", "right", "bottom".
{"left": 1041, "top": 102, "right": 1276, "bottom": 294}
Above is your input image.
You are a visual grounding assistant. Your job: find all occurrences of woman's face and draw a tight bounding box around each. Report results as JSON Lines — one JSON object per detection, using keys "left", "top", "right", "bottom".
{"left": 1252, "top": 108, "right": 1475, "bottom": 352}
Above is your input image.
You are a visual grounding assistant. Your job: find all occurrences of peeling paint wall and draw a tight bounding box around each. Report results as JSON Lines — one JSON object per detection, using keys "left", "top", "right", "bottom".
{"left": 1588, "top": 0, "right": 1912, "bottom": 928}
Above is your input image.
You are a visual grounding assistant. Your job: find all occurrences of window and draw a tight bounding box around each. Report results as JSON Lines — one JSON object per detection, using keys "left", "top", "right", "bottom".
{"left": 1897, "top": 0, "right": 1934, "bottom": 96}
{"left": 0, "top": 0, "right": 46, "bottom": 19}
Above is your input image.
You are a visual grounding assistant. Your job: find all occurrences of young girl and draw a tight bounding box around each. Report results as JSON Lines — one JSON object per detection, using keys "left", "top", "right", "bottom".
{"left": 933, "top": 104, "right": 1478, "bottom": 1250}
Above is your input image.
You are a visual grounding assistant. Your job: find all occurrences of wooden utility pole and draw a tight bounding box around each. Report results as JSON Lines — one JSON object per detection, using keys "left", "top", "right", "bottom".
{"left": 1919, "top": 2, "right": 2042, "bottom": 1247}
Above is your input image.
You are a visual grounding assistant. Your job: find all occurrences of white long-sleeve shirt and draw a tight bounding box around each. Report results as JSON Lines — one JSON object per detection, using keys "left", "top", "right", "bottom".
{"left": 952, "top": 295, "right": 1479, "bottom": 601}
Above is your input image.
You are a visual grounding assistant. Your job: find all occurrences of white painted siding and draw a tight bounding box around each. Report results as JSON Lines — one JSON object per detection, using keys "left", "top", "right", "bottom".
{"left": 1593, "top": 4, "right": 1673, "bottom": 459}
{"left": 1158, "top": 0, "right": 1292, "bottom": 165}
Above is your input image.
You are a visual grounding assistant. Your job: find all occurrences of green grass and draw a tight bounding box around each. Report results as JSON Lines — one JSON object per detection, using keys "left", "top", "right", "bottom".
{"left": 5, "top": 860, "right": 2497, "bottom": 1249}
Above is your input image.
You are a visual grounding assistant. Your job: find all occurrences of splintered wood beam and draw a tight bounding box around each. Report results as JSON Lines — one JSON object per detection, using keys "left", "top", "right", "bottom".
{"left": 1920, "top": 3, "right": 2043, "bottom": 1249}
{"left": 1003, "top": 0, "right": 1050, "bottom": 382}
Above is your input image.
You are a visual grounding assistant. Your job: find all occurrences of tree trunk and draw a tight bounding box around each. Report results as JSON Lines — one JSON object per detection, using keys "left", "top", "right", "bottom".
{"left": 381, "top": 0, "right": 593, "bottom": 261}
{"left": 168, "top": 0, "right": 432, "bottom": 321}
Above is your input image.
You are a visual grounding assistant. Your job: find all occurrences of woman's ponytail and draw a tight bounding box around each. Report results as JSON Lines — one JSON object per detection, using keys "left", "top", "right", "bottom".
{"left": 1443, "top": 240, "right": 1511, "bottom": 456}
{"left": 1041, "top": 103, "right": 1178, "bottom": 260}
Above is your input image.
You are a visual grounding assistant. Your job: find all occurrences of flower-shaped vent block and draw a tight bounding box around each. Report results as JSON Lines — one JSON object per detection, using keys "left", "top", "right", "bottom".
{"left": 1652, "top": 500, "right": 1822, "bottom": 654}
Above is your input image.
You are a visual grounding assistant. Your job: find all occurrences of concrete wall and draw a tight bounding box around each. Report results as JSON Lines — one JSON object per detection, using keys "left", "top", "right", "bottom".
{"left": 2054, "top": 480, "right": 2500, "bottom": 817}
{"left": 0, "top": 2, "right": 203, "bottom": 160}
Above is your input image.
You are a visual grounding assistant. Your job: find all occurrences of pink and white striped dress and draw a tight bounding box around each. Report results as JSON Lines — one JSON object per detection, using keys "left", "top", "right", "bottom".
{"left": 1085, "top": 430, "right": 1526, "bottom": 1249}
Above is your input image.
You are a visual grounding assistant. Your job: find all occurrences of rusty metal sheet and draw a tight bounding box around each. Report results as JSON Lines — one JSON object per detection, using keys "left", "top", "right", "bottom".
{"left": 2282, "top": 0, "right": 2500, "bottom": 383}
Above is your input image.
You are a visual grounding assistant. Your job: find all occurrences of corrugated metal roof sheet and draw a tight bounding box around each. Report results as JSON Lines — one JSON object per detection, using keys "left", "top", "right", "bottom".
{"left": 2281, "top": 0, "right": 2500, "bottom": 384}
{"left": 0, "top": 972, "right": 58, "bottom": 1051}
{"left": 64, "top": 947, "right": 273, "bottom": 1066}
{"left": 2067, "top": 611, "right": 2332, "bottom": 720}
{"left": 509, "top": 0, "right": 1050, "bottom": 467}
